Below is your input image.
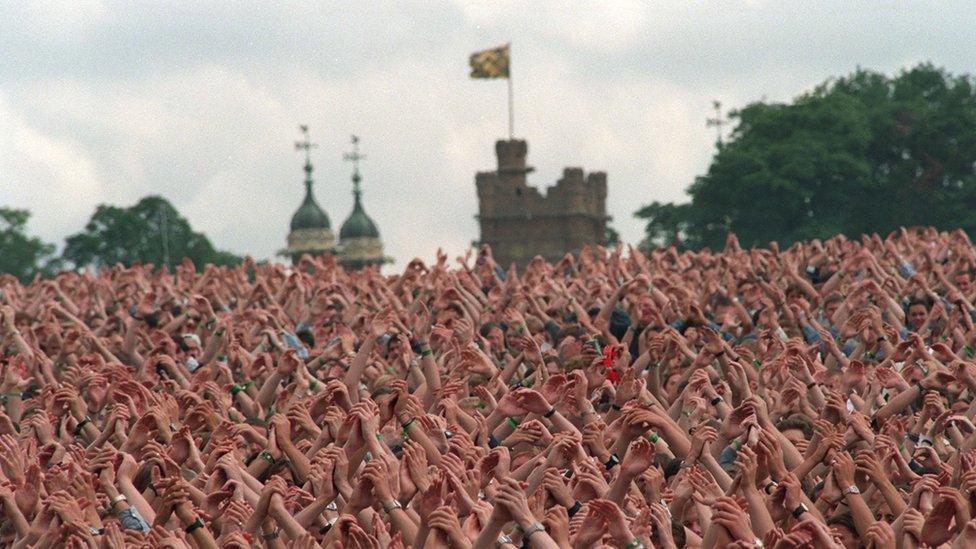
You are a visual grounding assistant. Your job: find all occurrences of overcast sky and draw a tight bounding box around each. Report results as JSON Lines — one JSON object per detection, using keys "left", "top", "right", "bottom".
{"left": 2, "top": 1, "right": 975, "bottom": 268}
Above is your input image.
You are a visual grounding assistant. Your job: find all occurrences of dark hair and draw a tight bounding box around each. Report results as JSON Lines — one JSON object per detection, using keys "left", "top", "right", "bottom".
{"left": 907, "top": 296, "right": 932, "bottom": 310}
{"left": 479, "top": 322, "right": 500, "bottom": 338}
{"left": 662, "top": 458, "right": 684, "bottom": 480}
{"left": 776, "top": 417, "right": 813, "bottom": 438}
{"left": 826, "top": 512, "right": 856, "bottom": 535}
{"left": 714, "top": 295, "right": 733, "bottom": 308}
{"left": 823, "top": 293, "right": 844, "bottom": 306}
{"left": 669, "top": 518, "right": 686, "bottom": 548}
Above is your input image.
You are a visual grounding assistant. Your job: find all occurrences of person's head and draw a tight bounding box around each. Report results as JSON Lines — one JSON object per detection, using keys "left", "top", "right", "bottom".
{"left": 713, "top": 295, "right": 735, "bottom": 325}
{"left": 823, "top": 294, "right": 844, "bottom": 320}
{"left": 664, "top": 372, "right": 683, "bottom": 400}
{"left": 954, "top": 270, "right": 972, "bottom": 293}
{"left": 786, "top": 284, "right": 809, "bottom": 310}
{"left": 907, "top": 297, "right": 930, "bottom": 330}
{"left": 480, "top": 323, "right": 505, "bottom": 354}
{"left": 776, "top": 417, "right": 813, "bottom": 454}
{"left": 738, "top": 279, "right": 763, "bottom": 308}
{"left": 826, "top": 513, "right": 858, "bottom": 549}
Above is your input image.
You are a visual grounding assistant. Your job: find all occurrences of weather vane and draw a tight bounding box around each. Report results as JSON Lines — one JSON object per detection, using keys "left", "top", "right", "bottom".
{"left": 343, "top": 135, "right": 366, "bottom": 188}
{"left": 295, "top": 125, "right": 318, "bottom": 171}
{"left": 705, "top": 100, "right": 726, "bottom": 146}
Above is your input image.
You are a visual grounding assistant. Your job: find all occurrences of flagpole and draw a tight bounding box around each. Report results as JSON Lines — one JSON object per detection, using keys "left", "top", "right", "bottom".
{"left": 507, "top": 42, "right": 514, "bottom": 139}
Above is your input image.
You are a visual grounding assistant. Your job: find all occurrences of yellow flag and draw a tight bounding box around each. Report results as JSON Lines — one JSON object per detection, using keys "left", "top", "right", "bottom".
{"left": 469, "top": 44, "right": 509, "bottom": 79}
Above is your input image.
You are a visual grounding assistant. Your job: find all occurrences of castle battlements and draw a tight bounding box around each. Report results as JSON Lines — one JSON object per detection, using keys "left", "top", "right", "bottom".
{"left": 476, "top": 139, "right": 609, "bottom": 267}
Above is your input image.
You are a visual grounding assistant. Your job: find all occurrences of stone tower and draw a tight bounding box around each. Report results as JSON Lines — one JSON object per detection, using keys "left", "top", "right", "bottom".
{"left": 281, "top": 126, "right": 336, "bottom": 263}
{"left": 476, "top": 139, "right": 608, "bottom": 267}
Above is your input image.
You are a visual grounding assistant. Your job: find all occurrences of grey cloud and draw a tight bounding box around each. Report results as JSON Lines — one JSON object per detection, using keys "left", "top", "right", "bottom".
{"left": 2, "top": 1, "right": 976, "bottom": 268}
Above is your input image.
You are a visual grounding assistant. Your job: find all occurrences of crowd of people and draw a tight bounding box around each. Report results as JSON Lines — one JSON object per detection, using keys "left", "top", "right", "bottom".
{"left": 3, "top": 227, "right": 976, "bottom": 547}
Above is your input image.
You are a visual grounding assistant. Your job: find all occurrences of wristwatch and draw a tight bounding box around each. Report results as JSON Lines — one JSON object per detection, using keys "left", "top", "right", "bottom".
{"left": 110, "top": 494, "right": 127, "bottom": 508}
{"left": 382, "top": 500, "right": 403, "bottom": 512}
{"left": 496, "top": 534, "right": 513, "bottom": 547}
{"left": 842, "top": 485, "right": 861, "bottom": 497}
{"left": 521, "top": 522, "right": 546, "bottom": 539}
{"left": 791, "top": 503, "right": 808, "bottom": 519}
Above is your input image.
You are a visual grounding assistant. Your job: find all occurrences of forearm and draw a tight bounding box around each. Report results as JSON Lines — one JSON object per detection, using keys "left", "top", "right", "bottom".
{"left": 118, "top": 479, "right": 156, "bottom": 524}
{"left": 257, "top": 372, "right": 283, "bottom": 409}
{"left": 270, "top": 505, "right": 309, "bottom": 541}
{"left": 386, "top": 507, "right": 419, "bottom": 542}
{"left": 701, "top": 454, "right": 733, "bottom": 491}
{"left": 741, "top": 486, "right": 775, "bottom": 538}
{"left": 844, "top": 493, "right": 876, "bottom": 539}
{"left": 344, "top": 337, "right": 376, "bottom": 404}
{"left": 870, "top": 475, "right": 907, "bottom": 516}
{"left": 472, "top": 518, "right": 507, "bottom": 549}
{"left": 875, "top": 386, "right": 921, "bottom": 421}
{"left": 280, "top": 441, "right": 311, "bottom": 483}
{"left": 0, "top": 497, "right": 29, "bottom": 538}
{"left": 606, "top": 473, "right": 636, "bottom": 504}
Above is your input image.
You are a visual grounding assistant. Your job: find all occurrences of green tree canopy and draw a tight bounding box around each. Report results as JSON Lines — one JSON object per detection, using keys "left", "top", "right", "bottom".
{"left": 0, "top": 208, "right": 60, "bottom": 282}
{"left": 63, "top": 195, "right": 240, "bottom": 270}
{"left": 638, "top": 64, "right": 976, "bottom": 250}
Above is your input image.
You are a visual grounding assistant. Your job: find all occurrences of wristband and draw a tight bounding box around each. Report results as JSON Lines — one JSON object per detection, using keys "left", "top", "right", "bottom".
{"left": 261, "top": 528, "right": 281, "bottom": 540}
{"left": 259, "top": 451, "right": 276, "bottom": 465}
{"left": 185, "top": 517, "right": 205, "bottom": 534}
{"left": 420, "top": 348, "right": 433, "bottom": 357}
{"left": 567, "top": 500, "right": 583, "bottom": 517}
{"left": 710, "top": 395, "right": 724, "bottom": 406}
{"left": 308, "top": 379, "right": 318, "bottom": 391}
{"left": 648, "top": 432, "right": 659, "bottom": 443}
{"left": 506, "top": 417, "right": 520, "bottom": 429}
{"left": 625, "top": 538, "right": 645, "bottom": 549}
{"left": 230, "top": 384, "right": 243, "bottom": 395}
{"left": 791, "top": 503, "right": 809, "bottom": 519}
{"left": 241, "top": 380, "right": 255, "bottom": 390}
{"left": 74, "top": 416, "right": 92, "bottom": 437}
{"left": 488, "top": 434, "right": 501, "bottom": 448}
{"left": 604, "top": 453, "right": 620, "bottom": 470}
{"left": 544, "top": 406, "right": 557, "bottom": 418}
{"left": 401, "top": 418, "right": 416, "bottom": 440}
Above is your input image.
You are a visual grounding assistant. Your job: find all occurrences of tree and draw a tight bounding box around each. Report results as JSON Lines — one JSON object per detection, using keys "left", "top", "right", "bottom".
{"left": 0, "top": 208, "right": 60, "bottom": 282}
{"left": 637, "top": 64, "right": 976, "bottom": 250}
{"left": 63, "top": 195, "right": 240, "bottom": 270}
